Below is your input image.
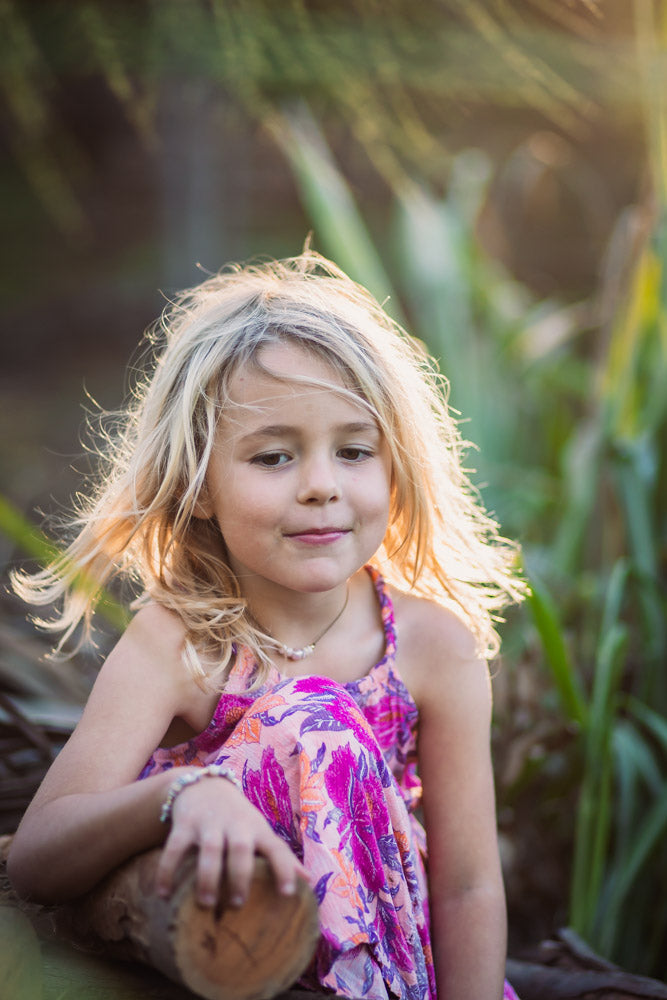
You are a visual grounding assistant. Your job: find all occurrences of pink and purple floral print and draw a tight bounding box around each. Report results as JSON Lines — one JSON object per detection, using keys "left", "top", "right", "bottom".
{"left": 140, "top": 567, "right": 519, "bottom": 1000}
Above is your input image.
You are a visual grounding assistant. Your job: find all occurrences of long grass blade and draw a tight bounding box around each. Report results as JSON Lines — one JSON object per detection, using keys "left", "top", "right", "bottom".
{"left": 610, "top": 720, "right": 662, "bottom": 876}
{"left": 525, "top": 577, "right": 587, "bottom": 726}
{"left": 266, "top": 102, "right": 403, "bottom": 320}
{"left": 571, "top": 564, "right": 630, "bottom": 938}
{"left": 624, "top": 694, "right": 667, "bottom": 750}
{"left": 598, "top": 785, "right": 667, "bottom": 956}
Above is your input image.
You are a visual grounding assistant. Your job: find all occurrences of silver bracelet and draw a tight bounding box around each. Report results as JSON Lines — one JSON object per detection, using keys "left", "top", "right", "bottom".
{"left": 159, "top": 764, "right": 242, "bottom": 825}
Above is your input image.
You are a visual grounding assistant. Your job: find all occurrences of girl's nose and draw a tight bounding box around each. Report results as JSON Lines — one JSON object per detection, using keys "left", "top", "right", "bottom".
{"left": 297, "top": 456, "right": 341, "bottom": 504}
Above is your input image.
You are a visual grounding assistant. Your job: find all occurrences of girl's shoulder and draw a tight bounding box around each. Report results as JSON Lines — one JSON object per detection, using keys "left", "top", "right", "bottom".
{"left": 390, "top": 587, "right": 489, "bottom": 709}
{"left": 127, "top": 603, "right": 222, "bottom": 727}
{"left": 100, "top": 604, "right": 198, "bottom": 709}
{"left": 390, "top": 587, "right": 479, "bottom": 659}
{"left": 96, "top": 602, "right": 185, "bottom": 692}
{"left": 126, "top": 600, "right": 186, "bottom": 642}
{"left": 117, "top": 602, "right": 188, "bottom": 677}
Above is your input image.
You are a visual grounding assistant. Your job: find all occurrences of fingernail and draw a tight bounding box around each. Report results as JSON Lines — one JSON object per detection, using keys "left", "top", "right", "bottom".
{"left": 281, "top": 881, "right": 296, "bottom": 896}
{"left": 200, "top": 893, "right": 216, "bottom": 908}
{"left": 230, "top": 894, "right": 245, "bottom": 907}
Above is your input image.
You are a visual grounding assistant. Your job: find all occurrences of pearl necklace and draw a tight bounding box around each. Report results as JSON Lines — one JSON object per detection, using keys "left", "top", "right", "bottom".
{"left": 254, "top": 585, "right": 350, "bottom": 661}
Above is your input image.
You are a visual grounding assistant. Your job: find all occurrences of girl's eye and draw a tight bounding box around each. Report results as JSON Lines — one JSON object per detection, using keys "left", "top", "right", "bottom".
{"left": 252, "top": 452, "right": 290, "bottom": 467}
{"left": 338, "top": 446, "right": 373, "bottom": 462}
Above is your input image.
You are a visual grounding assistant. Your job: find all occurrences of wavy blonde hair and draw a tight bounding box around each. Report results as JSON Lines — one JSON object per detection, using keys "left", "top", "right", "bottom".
{"left": 12, "top": 251, "right": 524, "bottom": 688}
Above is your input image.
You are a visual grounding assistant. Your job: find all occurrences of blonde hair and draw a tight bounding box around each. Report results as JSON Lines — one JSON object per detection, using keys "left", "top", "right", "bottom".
{"left": 12, "top": 251, "right": 524, "bottom": 688}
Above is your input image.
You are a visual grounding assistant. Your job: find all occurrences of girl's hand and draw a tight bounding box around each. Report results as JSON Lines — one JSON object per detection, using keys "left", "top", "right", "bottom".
{"left": 155, "top": 775, "right": 305, "bottom": 909}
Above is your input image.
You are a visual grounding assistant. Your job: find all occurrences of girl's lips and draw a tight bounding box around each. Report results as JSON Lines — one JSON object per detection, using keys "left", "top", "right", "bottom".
{"left": 286, "top": 529, "right": 349, "bottom": 545}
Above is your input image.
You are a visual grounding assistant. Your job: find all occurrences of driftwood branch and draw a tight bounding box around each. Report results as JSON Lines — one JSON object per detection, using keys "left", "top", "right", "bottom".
{"left": 507, "top": 928, "right": 667, "bottom": 1000}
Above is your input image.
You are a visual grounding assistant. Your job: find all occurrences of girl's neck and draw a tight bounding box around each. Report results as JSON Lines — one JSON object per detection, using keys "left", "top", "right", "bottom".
{"left": 242, "top": 575, "right": 358, "bottom": 658}
{"left": 242, "top": 567, "right": 387, "bottom": 684}
{"left": 249, "top": 583, "right": 351, "bottom": 662}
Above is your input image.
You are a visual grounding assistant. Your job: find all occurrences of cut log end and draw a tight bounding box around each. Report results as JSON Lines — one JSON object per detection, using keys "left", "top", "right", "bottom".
{"left": 68, "top": 849, "right": 321, "bottom": 1000}
{"left": 171, "top": 860, "right": 320, "bottom": 1000}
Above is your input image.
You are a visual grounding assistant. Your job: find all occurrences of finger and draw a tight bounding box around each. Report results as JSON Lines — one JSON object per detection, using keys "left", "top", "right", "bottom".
{"left": 195, "top": 833, "right": 225, "bottom": 908}
{"left": 224, "top": 837, "right": 255, "bottom": 907}
{"left": 260, "top": 835, "right": 304, "bottom": 897}
{"left": 156, "top": 829, "right": 192, "bottom": 899}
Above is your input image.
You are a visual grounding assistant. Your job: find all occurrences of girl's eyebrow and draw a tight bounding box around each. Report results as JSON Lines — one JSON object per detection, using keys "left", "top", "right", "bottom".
{"left": 241, "top": 421, "right": 380, "bottom": 442}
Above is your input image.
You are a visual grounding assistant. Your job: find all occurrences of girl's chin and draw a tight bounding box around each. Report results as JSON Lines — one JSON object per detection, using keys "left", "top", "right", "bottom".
{"left": 263, "top": 564, "right": 358, "bottom": 595}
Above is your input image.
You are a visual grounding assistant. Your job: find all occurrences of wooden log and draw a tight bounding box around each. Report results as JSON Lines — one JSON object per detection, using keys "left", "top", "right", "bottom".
{"left": 2, "top": 838, "right": 321, "bottom": 1000}
{"left": 506, "top": 957, "right": 667, "bottom": 1000}
{"left": 8, "top": 833, "right": 667, "bottom": 1000}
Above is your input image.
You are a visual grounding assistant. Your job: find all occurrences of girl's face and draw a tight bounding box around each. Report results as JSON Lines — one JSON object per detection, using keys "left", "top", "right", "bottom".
{"left": 200, "top": 341, "right": 392, "bottom": 600}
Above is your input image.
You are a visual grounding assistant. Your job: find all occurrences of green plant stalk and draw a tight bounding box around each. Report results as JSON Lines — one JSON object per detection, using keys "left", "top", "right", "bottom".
{"left": 266, "top": 103, "right": 403, "bottom": 321}
{"left": 612, "top": 721, "right": 662, "bottom": 860}
{"left": 525, "top": 578, "right": 587, "bottom": 726}
{"left": 598, "top": 785, "right": 667, "bottom": 956}
{"left": 603, "top": 699, "right": 667, "bottom": 964}
{"left": 589, "top": 754, "right": 613, "bottom": 939}
{"left": 624, "top": 694, "right": 667, "bottom": 748}
{"left": 633, "top": 0, "right": 667, "bottom": 208}
{"left": 570, "top": 596, "right": 629, "bottom": 940}
{"left": 600, "top": 228, "right": 667, "bottom": 706}
{"left": 588, "top": 582, "right": 632, "bottom": 919}
{"left": 551, "top": 421, "right": 603, "bottom": 575}
{"left": 597, "top": 560, "right": 630, "bottom": 639}
{"left": 270, "top": 90, "right": 667, "bottom": 972}
{"left": 613, "top": 455, "right": 666, "bottom": 704}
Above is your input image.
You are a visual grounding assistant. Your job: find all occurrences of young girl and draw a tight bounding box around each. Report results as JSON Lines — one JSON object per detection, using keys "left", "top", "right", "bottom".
{"left": 9, "top": 251, "right": 524, "bottom": 1000}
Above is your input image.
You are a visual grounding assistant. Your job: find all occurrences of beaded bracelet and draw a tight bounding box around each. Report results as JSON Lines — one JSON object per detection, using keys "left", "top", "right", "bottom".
{"left": 159, "top": 764, "right": 242, "bottom": 825}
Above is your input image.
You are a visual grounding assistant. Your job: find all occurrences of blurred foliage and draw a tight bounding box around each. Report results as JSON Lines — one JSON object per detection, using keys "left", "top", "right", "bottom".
{"left": 0, "top": 496, "right": 128, "bottom": 633}
{"left": 0, "top": 0, "right": 643, "bottom": 240}
{"left": 263, "top": 13, "right": 667, "bottom": 973}
{"left": 1, "top": 0, "right": 666, "bottom": 984}
{"left": 0, "top": 906, "right": 43, "bottom": 1000}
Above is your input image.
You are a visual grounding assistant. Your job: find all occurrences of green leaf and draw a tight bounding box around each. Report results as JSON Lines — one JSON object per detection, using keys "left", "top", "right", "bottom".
{"left": 552, "top": 422, "right": 603, "bottom": 574}
{"left": 624, "top": 695, "right": 667, "bottom": 752}
{"left": 598, "top": 786, "right": 667, "bottom": 956}
{"left": 525, "top": 577, "right": 587, "bottom": 726}
{"left": 571, "top": 564, "right": 630, "bottom": 939}
{"left": 612, "top": 720, "right": 662, "bottom": 863}
{"left": 0, "top": 494, "right": 60, "bottom": 566}
{"left": 0, "top": 494, "right": 128, "bottom": 633}
{"left": 267, "top": 103, "right": 403, "bottom": 321}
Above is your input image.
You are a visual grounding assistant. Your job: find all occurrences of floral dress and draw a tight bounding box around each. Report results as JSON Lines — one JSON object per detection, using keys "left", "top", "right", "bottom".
{"left": 139, "top": 567, "right": 518, "bottom": 1000}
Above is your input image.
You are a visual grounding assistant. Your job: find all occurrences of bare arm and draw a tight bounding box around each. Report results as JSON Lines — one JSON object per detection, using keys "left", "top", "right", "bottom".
{"left": 7, "top": 605, "right": 302, "bottom": 907}
{"left": 403, "top": 602, "right": 507, "bottom": 1000}
{"left": 8, "top": 605, "right": 195, "bottom": 900}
